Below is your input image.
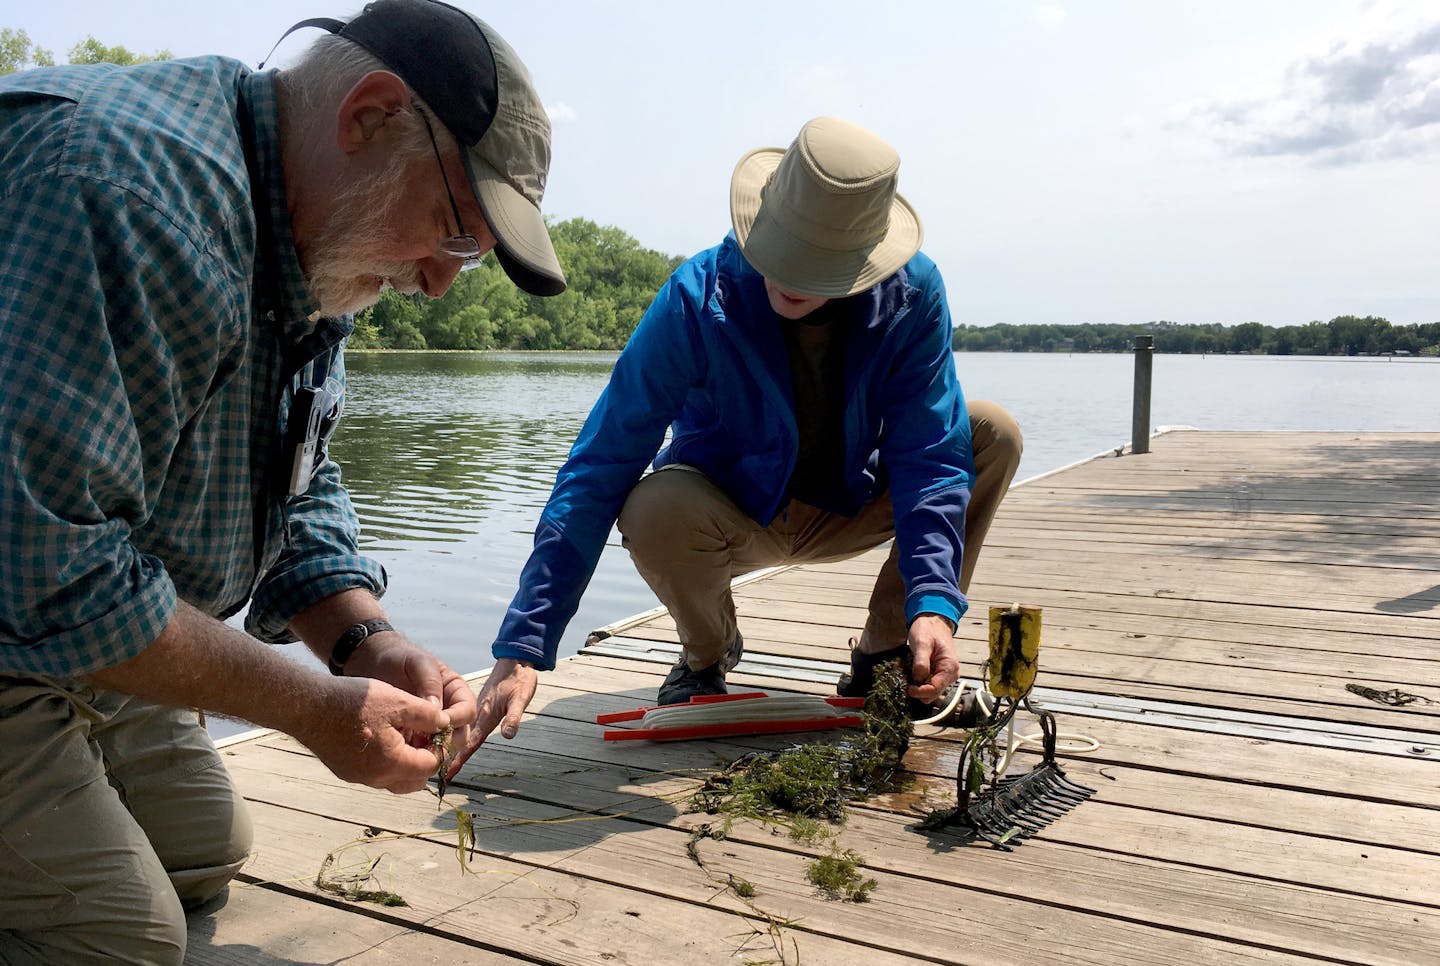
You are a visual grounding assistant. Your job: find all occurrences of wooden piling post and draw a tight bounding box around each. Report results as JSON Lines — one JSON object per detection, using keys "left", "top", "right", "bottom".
{"left": 1132, "top": 335, "right": 1154, "bottom": 455}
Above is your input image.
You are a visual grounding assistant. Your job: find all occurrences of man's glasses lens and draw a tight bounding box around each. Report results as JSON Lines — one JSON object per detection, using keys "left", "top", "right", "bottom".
{"left": 439, "top": 235, "right": 481, "bottom": 259}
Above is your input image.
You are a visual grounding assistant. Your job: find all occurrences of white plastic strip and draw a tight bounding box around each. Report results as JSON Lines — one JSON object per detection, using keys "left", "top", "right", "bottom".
{"left": 638, "top": 695, "right": 850, "bottom": 730}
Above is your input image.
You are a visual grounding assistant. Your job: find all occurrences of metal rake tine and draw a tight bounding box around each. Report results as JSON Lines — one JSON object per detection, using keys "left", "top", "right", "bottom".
{"left": 1009, "top": 815, "right": 1048, "bottom": 835}
{"left": 987, "top": 801, "right": 1044, "bottom": 833}
{"left": 1016, "top": 776, "right": 1060, "bottom": 802}
{"left": 1031, "top": 783, "right": 1077, "bottom": 806}
{"left": 1021, "top": 798, "right": 1069, "bottom": 821}
{"left": 970, "top": 822, "right": 1009, "bottom": 849}
{"left": 1048, "top": 782, "right": 1094, "bottom": 803}
{"left": 1051, "top": 770, "right": 1096, "bottom": 794}
{"left": 1051, "top": 785, "right": 1094, "bottom": 805}
{"left": 996, "top": 794, "right": 1054, "bottom": 829}
{"left": 978, "top": 812, "right": 1023, "bottom": 840}
{"left": 1011, "top": 781, "right": 1063, "bottom": 814}
{"left": 973, "top": 812, "right": 1009, "bottom": 836}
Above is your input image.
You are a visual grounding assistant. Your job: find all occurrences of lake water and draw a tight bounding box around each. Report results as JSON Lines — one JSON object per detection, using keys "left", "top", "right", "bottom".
{"left": 221, "top": 351, "right": 1436, "bottom": 736}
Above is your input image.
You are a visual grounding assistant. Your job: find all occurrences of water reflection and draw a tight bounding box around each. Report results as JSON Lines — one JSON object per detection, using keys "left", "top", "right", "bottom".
{"left": 320, "top": 351, "right": 658, "bottom": 691}
{"left": 335, "top": 352, "right": 616, "bottom": 548}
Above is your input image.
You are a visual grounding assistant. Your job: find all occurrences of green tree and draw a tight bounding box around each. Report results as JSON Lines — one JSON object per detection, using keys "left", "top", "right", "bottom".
{"left": 2, "top": 28, "right": 170, "bottom": 75}
{"left": 1230, "top": 322, "right": 1266, "bottom": 354}
{"left": 366, "top": 290, "right": 427, "bottom": 349}
{"left": 354, "top": 217, "right": 682, "bottom": 351}
{"left": 0, "top": 27, "right": 54, "bottom": 74}
{"left": 65, "top": 36, "right": 172, "bottom": 66}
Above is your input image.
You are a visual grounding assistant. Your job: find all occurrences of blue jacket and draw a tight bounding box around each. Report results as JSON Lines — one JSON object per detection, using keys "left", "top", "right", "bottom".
{"left": 493, "top": 234, "right": 973, "bottom": 669}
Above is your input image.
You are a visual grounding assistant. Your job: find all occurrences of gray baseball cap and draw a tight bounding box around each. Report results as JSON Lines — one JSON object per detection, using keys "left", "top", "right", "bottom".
{"left": 293, "top": 0, "right": 566, "bottom": 295}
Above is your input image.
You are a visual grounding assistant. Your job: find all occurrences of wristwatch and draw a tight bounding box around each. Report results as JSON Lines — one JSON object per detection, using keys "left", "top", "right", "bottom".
{"left": 327, "top": 618, "right": 395, "bottom": 675}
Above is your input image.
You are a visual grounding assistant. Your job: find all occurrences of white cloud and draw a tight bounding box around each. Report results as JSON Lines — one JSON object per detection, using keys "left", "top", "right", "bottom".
{"left": 546, "top": 101, "right": 578, "bottom": 123}
{"left": 1181, "top": 4, "right": 1440, "bottom": 164}
{"left": 1031, "top": 3, "right": 1066, "bottom": 33}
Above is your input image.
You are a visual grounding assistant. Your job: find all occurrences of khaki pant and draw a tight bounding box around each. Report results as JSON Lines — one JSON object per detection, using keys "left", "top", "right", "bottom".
{"left": 618, "top": 400, "right": 1022, "bottom": 669}
{"left": 0, "top": 677, "right": 253, "bottom": 966}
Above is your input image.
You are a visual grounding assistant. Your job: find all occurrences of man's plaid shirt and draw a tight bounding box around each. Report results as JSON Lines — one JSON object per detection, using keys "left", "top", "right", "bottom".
{"left": 0, "top": 57, "right": 387, "bottom": 678}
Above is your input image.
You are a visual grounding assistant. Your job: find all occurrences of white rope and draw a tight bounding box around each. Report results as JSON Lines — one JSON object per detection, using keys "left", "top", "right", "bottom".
{"left": 911, "top": 682, "right": 967, "bottom": 727}
{"left": 926, "top": 680, "right": 1100, "bottom": 774}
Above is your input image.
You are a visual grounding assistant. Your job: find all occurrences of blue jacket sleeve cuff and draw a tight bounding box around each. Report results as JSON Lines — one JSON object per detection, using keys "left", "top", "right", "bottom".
{"left": 907, "top": 591, "right": 966, "bottom": 629}
{"left": 492, "top": 642, "right": 551, "bottom": 671}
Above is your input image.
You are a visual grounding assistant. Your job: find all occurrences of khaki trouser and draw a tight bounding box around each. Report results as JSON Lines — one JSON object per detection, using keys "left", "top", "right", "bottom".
{"left": 0, "top": 677, "right": 253, "bottom": 966}
{"left": 618, "top": 400, "right": 1023, "bottom": 669}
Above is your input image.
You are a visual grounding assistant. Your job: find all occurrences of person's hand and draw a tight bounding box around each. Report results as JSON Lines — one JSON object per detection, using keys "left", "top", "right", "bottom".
{"left": 907, "top": 614, "right": 959, "bottom": 704}
{"left": 446, "top": 658, "right": 536, "bottom": 779}
{"left": 299, "top": 675, "right": 452, "bottom": 794}
{"left": 344, "top": 633, "right": 479, "bottom": 732}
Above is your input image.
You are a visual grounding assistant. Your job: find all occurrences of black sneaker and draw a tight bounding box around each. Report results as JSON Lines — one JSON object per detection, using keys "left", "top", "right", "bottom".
{"left": 836, "top": 642, "right": 985, "bottom": 726}
{"left": 836, "top": 642, "right": 912, "bottom": 701}
{"left": 658, "top": 633, "right": 744, "bottom": 706}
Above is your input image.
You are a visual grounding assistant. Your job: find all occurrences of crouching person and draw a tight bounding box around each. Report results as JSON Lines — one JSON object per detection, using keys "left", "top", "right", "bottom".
{"left": 453, "top": 116, "right": 1022, "bottom": 774}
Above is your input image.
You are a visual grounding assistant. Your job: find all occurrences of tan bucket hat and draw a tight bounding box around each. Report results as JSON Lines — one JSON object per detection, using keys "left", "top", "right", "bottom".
{"left": 730, "top": 116, "right": 923, "bottom": 298}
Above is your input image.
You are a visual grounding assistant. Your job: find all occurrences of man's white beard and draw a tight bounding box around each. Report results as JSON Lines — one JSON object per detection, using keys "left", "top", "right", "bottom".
{"left": 303, "top": 150, "right": 428, "bottom": 317}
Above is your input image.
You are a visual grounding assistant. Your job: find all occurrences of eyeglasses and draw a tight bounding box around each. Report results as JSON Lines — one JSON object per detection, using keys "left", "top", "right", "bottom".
{"left": 416, "top": 108, "right": 483, "bottom": 264}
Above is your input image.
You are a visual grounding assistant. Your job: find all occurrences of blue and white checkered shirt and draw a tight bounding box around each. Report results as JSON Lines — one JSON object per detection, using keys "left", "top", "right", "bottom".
{"left": 0, "top": 57, "right": 387, "bottom": 678}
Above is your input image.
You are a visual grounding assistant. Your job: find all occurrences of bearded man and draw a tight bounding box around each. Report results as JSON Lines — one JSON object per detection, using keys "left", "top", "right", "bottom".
{"left": 0, "top": 2, "right": 563, "bottom": 961}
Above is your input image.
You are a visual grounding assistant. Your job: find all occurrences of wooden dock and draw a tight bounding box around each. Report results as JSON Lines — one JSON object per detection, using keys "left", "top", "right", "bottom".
{"left": 191, "top": 430, "right": 1440, "bottom": 965}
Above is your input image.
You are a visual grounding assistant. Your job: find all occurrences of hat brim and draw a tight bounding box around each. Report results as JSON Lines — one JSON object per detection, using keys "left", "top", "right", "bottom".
{"left": 464, "top": 153, "right": 566, "bottom": 297}
{"left": 729, "top": 147, "right": 922, "bottom": 298}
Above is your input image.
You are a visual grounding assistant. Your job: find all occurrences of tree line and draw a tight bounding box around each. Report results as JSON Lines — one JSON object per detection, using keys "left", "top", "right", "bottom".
{"left": 350, "top": 218, "right": 683, "bottom": 350}
{"left": 0, "top": 28, "right": 170, "bottom": 73}
{"left": 953, "top": 318, "right": 1440, "bottom": 356}
{"left": 357, "top": 216, "right": 1439, "bottom": 354}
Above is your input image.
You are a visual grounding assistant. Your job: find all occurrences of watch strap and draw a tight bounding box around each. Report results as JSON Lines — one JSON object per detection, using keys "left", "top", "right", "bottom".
{"left": 327, "top": 618, "right": 394, "bottom": 675}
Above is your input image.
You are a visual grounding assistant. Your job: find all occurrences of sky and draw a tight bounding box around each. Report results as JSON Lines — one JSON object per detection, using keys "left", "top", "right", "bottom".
{"left": 5, "top": 0, "right": 1438, "bottom": 327}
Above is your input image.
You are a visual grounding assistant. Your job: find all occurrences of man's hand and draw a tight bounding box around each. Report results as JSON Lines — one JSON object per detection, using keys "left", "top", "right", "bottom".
{"left": 88, "top": 601, "right": 453, "bottom": 795}
{"left": 446, "top": 658, "right": 536, "bottom": 779}
{"left": 288, "top": 591, "right": 478, "bottom": 749}
{"left": 299, "top": 676, "right": 453, "bottom": 794}
{"left": 344, "top": 632, "right": 479, "bottom": 733}
{"left": 907, "top": 614, "right": 959, "bottom": 704}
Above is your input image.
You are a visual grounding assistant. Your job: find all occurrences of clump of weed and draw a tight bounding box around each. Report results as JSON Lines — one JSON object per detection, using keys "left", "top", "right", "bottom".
{"left": 691, "top": 657, "right": 912, "bottom": 826}
{"left": 786, "top": 814, "right": 827, "bottom": 845}
{"left": 315, "top": 853, "right": 409, "bottom": 907}
{"left": 805, "top": 847, "right": 877, "bottom": 902}
{"left": 728, "top": 874, "right": 757, "bottom": 899}
{"left": 687, "top": 658, "right": 912, "bottom": 905}
{"left": 432, "top": 725, "right": 456, "bottom": 804}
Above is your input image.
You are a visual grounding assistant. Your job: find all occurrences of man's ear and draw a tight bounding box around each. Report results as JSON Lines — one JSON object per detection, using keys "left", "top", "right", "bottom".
{"left": 335, "top": 70, "right": 413, "bottom": 155}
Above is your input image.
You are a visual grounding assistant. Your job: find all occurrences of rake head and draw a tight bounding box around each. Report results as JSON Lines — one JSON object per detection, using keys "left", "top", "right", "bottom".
{"left": 937, "top": 708, "right": 1096, "bottom": 851}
